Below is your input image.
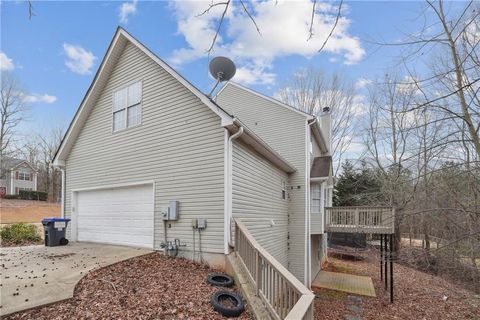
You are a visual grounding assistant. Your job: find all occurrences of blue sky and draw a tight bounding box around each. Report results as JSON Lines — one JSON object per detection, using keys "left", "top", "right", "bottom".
{"left": 1, "top": 0, "right": 433, "bottom": 134}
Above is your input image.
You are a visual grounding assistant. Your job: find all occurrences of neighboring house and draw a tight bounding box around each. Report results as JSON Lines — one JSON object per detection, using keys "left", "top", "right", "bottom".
{"left": 0, "top": 158, "right": 38, "bottom": 197}
{"left": 52, "top": 28, "right": 333, "bottom": 289}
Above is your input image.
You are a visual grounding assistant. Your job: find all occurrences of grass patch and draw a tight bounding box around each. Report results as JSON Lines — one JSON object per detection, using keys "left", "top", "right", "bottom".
{"left": 0, "top": 222, "right": 42, "bottom": 246}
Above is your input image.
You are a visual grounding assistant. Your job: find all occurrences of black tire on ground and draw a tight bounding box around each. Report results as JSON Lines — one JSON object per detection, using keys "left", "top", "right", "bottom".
{"left": 211, "top": 291, "right": 245, "bottom": 317}
{"left": 59, "top": 238, "right": 69, "bottom": 246}
{"left": 207, "top": 273, "right": 234, "bottom": 287}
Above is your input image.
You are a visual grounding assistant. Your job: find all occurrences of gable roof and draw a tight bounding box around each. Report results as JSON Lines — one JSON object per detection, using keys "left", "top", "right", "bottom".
{"left": 53, "top": 27, "right": 234, "bottom": 166}
{"left": 215, "top": 81, "right": 315, "bottom": 119}
{"left": 52, "top": 28, "right": 295, "bottom": 173}
{"left": 1, "top": 157, "right": 37, "bottom": 172}
{"left": 216, "top": 81, "right": 329, "bottom": 154}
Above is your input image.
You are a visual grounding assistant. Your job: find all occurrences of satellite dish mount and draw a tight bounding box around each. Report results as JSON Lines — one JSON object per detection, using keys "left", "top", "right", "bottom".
{"left": 208, "top": 57, "right": 236, "bottom": 96}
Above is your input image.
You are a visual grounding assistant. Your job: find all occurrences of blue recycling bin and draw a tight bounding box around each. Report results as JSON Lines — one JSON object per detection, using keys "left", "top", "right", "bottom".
{"left": 41, "top": 218, "right": 71, "bottom": 247}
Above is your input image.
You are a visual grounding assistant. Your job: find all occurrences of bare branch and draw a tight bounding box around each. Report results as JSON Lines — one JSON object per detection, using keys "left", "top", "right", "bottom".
{"left": 318, "top": 0, "right": 343, "bottom": 52}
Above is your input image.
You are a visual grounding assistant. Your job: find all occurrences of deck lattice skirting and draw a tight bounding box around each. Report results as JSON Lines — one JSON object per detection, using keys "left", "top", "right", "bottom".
{"left": 325, "top": 207, "right": 395, "bottom": 234}
{"left": 234, "top": 218, "right": 315, "bottom": 320}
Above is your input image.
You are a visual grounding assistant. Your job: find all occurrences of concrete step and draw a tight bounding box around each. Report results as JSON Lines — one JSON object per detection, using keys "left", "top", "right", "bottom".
{"left": 226, "top": 253, "right": 272, "bottom": 320}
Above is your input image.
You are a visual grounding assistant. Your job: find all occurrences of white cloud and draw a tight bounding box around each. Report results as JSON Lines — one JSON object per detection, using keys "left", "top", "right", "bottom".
{"left": 22, "top": 93, "right": 57, "bottom": 104}
{"left": 0, "top": 52, "right": 15, "bottom": 71}
{"left": 235, "top": 66, "right": 276, "bottom": 85}
{"left": 62, "top": 43, "right": 96, "bottom": 75}
{"left": 355, "top": 78, "right": 371, "bottom": 89}
{"left": 346, "top": 141, "right": 364, "bottom": 153}
{"left": 351, "top": 94, "right": 368, "bottom": 116}
{"left": 169, "top": 0, "right": 364, "bottom": 85}
{"left": 119, "top": 0, "right": 138, "bottom": 24}
{"left": 396, "top": 75, "right": 422, "bottom": 95}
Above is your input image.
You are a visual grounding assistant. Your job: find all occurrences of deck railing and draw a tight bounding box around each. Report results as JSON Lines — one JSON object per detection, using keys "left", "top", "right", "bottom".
{"left": 234, "top": 218, "right": 314, "bottom": 320}
{"left": 325, "top": 206, "right": 394, "bottom": 234}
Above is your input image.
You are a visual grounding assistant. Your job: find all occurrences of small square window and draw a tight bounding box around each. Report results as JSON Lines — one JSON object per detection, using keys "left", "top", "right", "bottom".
{"left": 281, "top": 181, "right": 286, "bottom": 200}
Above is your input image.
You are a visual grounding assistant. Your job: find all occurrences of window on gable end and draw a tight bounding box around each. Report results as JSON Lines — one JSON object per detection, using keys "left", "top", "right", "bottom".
{"left": 112, "top": 81, "right": 142, "bottom": 132}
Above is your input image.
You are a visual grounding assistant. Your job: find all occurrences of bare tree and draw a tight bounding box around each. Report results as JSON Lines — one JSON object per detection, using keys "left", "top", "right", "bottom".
{"left": 0, "top": 72, "right": 28, "bottom": 169}
{"left": 277, "top": 69, "right": 357, "bottom": 175}
{"left": 377, "top": 0, "right": 480, "bottom": 159}
{"left": 363, "top": 73, "right": 422, "bottom": 249}
{"left": 19, "top": 126, "right": 64, "bottom": 201}
{"left": 361, "top": 0, "right": 480, "bottom": 288}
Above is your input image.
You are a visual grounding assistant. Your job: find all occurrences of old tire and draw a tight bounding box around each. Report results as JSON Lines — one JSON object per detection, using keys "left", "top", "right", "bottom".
{"left": 211, "top": 291, "right": 245, "bottom": 317}
{"left": 59, "top": 238, "right": 69, "bottom": 246}
{"left": 207, "top": 273, "right": 234, "bottom": 287}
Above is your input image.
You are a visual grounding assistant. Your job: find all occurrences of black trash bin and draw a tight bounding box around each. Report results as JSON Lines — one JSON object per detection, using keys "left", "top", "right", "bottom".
{"left": 41, "top": 218, "right": 71, "bottom": 247}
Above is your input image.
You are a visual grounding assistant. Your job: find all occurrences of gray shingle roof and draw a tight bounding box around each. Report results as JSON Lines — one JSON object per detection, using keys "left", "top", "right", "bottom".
{"left": 311, "top": 156, "right": 332, "bottom": 178}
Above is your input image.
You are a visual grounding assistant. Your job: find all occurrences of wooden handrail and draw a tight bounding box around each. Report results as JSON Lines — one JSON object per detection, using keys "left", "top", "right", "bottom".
{"left": 234, "top": 218, "right": 314, "bottom": 320}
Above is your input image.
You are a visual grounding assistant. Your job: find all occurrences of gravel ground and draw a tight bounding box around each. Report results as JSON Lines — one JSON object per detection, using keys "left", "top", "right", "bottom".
{"left": 5, "top": 252, "right": 253, "bottom": 320}
{"left": 314, "top": 249, "right": 480, "bottom": 320}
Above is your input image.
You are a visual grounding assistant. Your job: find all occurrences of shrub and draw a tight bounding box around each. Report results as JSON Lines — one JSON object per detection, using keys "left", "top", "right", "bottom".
{"left": 0, "top": 223, "right": 42, "bottom": 245}
{"left": 18, "top": 190, "right": 48, "bottom": 201}
{"left": 4, "top": 194, "right": 20, "bottom": 200}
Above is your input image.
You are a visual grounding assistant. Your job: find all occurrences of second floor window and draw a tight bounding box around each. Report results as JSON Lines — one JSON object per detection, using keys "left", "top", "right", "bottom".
{"left": 112, "top": 81, "right": 142, "bottom": 132}
{"left": 18, "top": 172, "right": 30, "bottom": 181}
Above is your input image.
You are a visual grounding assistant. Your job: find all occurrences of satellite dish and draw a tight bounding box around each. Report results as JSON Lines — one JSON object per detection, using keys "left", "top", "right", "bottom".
{"left": 208, "top": 57, "right": 236, "bottom": 96}
{"left": 209, "top": 56, "right": 236, "bottom": 81}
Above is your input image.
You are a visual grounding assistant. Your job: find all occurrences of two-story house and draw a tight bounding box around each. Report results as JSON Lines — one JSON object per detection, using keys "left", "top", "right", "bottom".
{"left": 0, "top": 158, "right": 38, "bottom": 197}
{"left": 52, "top": 28, "right": 334, "bottom": 318}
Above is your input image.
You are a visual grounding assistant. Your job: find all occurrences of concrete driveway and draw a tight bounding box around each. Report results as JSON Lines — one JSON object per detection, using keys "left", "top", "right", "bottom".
{"left": 0, "top": 242, "right": 151, "bottom": 316}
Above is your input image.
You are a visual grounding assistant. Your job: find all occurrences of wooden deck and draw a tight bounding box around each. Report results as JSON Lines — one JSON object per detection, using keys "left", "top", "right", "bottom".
{"left": 325, "top": 207, "right": 395, "bottom": 234}
{"left": 312, "top": 271, "right": 376, "bottom": 297}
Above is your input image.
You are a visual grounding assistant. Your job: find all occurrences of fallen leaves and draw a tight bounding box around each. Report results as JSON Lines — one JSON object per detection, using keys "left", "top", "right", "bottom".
{"left": 6, "top": 252, "right": 252, "bottom": 320}
{"left": 314, "top": 248, "right": 480, "bottom": 320}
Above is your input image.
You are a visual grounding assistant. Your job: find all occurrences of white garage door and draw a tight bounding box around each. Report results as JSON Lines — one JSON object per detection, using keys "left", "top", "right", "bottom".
{"left": 76, "top": 184, "right": 154, "bottom": 248}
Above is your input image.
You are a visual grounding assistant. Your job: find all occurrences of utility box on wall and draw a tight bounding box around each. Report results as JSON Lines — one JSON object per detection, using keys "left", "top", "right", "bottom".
{"left": 168, "top": 201, "right": 179, "bottom": 220}
{"left": 161, "top": 200, "right": 179, "bottom": 221}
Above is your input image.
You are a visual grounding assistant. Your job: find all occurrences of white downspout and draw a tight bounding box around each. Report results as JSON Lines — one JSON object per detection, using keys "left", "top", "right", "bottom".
{"left": 60, "top": 168, "right": 65, "bottom": 218}
{"left": 226, "top": 126, "right": 244, "bottom": 250}
{"left": 305, "top": 118, "right": 317, "bottom": 287}
{"left": 10, "top": 169, "right": 14, "bottom": 195}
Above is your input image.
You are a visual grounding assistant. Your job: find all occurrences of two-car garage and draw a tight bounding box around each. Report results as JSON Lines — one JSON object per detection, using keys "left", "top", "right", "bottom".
{"left": 72, "top": 183, "right": 154, "bottom": 249}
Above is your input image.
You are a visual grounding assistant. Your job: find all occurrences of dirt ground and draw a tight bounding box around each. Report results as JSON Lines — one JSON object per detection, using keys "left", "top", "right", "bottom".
{"left": 5, "top": 252, "right": 253, "bottom": 320}
{"left": 0, "top": 199, "right": 60, "bottom": 224}
{"left": 314, "top": 249, "right": 480, "bottom": 320}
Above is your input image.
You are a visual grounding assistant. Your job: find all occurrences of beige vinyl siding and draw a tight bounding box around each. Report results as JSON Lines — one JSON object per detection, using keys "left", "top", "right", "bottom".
{"left": 216, "top": 83, "right": 309, "bottom": 282}
{"left": 65, "top": 42, "right": 225, "bottom": 253}
{"left": 232, "top": 140, "right": 289, "bottom": 266}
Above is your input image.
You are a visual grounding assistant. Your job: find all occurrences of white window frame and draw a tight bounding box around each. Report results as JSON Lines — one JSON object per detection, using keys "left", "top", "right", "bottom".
{"left": 18, "top": 171, "right": 30, "bottom": 181}
{"left": 112, "top": 80, "right": 143, "bottom": 133}
{"left": 311, "top": 182, "right": 322, "bottom": 214}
